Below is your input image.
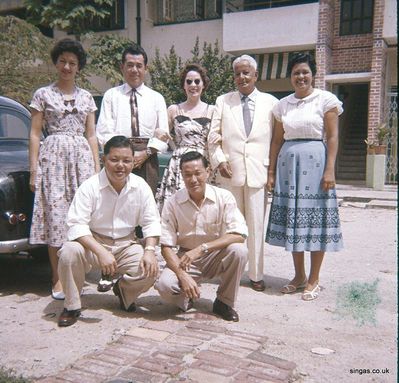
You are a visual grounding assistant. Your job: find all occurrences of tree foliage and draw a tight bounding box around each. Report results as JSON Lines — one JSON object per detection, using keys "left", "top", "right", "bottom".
{"left": 86, "top": 34, "right": 135, "bottom": 86}
{"left": 0, "top": 16, "right": 54, "bottom": 106}
{"left": 24, "top": 0, "right": 114, "bottom": 40}
{"left": 148, "top": 37, "right": 234, "bottom": 106}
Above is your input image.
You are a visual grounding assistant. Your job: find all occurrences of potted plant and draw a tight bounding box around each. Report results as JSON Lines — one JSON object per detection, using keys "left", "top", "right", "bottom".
{"left": 375, "top": 122, "right": 389, "bottom": 155}
{"left": 364, "top": 138, "right": 376, "bottom": 155}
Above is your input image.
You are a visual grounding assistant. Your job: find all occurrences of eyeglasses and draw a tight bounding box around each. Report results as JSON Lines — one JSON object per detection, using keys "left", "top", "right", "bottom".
{"left": 186, "top": 79, "right": 201, "bottom": 85}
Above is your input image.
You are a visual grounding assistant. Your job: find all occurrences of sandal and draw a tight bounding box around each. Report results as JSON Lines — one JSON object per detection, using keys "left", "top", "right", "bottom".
{"left": 281, "top": 279, "right": 307, "bottom": 294}
{"left": 302, "top": 283, "right": 321, "bottom": 301}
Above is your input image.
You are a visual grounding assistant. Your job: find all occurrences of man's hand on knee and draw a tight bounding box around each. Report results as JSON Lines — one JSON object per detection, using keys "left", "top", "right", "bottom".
{"left": 140, "top": 249, "right": 159, "bottom": 278}
{"left": 178, "top": 272, "right": 200, "bottom": 299}
{"left": 97, "top": 248, "right": 117, "bottom": 277}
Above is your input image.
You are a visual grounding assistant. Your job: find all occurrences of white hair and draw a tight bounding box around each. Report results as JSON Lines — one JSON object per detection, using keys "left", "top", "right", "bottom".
{"left": 232, "top": 54, "right": 257, "bottom": 71}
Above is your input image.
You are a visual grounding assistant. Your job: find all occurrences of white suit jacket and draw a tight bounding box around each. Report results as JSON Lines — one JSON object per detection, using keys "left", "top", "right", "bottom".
{"left": 208, "top": 90, "right": 278, "bottom": 188}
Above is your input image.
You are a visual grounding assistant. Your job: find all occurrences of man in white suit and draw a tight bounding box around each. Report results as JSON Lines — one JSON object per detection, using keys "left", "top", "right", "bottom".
{"left": 208, "top": 55, "right": 278, "bottom": 291}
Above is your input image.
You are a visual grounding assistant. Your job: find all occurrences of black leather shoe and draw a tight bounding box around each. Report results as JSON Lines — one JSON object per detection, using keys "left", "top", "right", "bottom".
{"left": 58, "top": 308, "right": 81, "bottom": 327}
{"left": 250, "top": 279, "right": 265, "bottom": 292}
{"left": 113, "top": 279, "right": 136, "bottom": 312}
{"left": 213, "top": 298, "right": 239, "bottom": 322}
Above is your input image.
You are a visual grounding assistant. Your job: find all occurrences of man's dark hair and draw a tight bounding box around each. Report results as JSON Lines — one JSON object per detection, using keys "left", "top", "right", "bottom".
{"left": 122, "top": 44, "right": 148, "bottom": 66}
{"left": 179, "top": 151, "right": 208, "bottom": 170}
{"left": 51, "top": 38, "right": 87, "bottom": 70}
{"left": 104, "top": 135, "right": 133, "bottom": 155}
{"left": 287, "top": 52, "right": 317, "bottom": 76}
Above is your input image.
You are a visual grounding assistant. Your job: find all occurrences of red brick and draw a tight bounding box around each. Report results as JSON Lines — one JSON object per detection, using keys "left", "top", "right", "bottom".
{"left": 195, "top": 350, "right": 243, "bottom": 367}
{"left": 165, "top": 334, "right": 204, "bottom": 347}
{"left": 56, "top": 369, "right": 101, "bottom": 383}
{"left": 72, "top": 358, "right": 121, "bottom": 377}
{"left": 141, "top": 320, "right": 185, "bottom": 333}
{"left": 176, "top": 328, "right": 214, "bottom": 341}
{"left": 247, "top": 351, "right": 296, "bottom": 371}
{"left": 186, "top": 321, "right": 226, "bottom": 334}
{"left": 233, "top": 371, "right": 281, "bottom": 383}
{"left": 190, "top": 360, "right": 238, "bottom": 377}
{"left": 239, "top": 360, "right": 291, "bottom": 382}
{"left": 118, "top": 367, "right": 168, "bottom": 383}
{"left": 132, "top": 358, "right": 185, "bottom": 376}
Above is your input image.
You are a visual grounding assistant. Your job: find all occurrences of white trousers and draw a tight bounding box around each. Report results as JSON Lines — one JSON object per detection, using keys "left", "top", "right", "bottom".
{"left": 226, "top": 184, "right": 267, "bottom": 282}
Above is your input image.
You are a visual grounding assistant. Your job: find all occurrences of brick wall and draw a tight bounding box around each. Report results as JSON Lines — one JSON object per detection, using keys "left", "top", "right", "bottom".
{"left": 331, "top": 1, "right": 373, "bottom": 73}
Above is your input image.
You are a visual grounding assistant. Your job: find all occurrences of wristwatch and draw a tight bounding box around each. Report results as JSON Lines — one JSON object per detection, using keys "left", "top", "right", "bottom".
{"left": 144, "top": 245, "right": 156, "bottom": 252}
{"left": 146, "top": 147, "right": 152, "bottom": 157}
{"left": 200, "top": 243, "right": 209, "bottom": 254}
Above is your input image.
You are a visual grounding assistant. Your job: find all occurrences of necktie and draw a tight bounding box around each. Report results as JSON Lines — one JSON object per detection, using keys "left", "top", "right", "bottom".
{"left": 242, "top": 95, "right": 252, "bottom": 136}
{"left": 130, "top": 89, "right": 140, "bottom": 137}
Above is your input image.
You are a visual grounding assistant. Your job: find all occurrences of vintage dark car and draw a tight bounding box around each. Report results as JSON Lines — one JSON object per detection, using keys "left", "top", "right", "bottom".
{"left": 0, "top": 96, "right": 43, "bottom": 256}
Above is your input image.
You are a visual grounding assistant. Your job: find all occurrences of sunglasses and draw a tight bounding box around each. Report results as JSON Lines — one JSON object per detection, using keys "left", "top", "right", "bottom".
{"left": 186, "top": 79, "right": 201, "bottom": 85}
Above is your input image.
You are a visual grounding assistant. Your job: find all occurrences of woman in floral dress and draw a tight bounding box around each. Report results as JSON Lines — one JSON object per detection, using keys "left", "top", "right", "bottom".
{"left": 29, "top": 38, "right": 100, "bottom": 299}
{"left": 157, "top": 63, "right": 215, "bottom": 212}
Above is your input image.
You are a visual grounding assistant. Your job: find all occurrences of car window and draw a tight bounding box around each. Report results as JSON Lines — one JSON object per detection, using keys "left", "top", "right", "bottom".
{"left": 0, "top": 107, "right": 30, "bottom": 139}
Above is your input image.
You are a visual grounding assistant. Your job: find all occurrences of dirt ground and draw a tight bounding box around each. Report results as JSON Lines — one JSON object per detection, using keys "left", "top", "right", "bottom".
{"left": 0, "top": 205, "right": 397, "bottom": 383}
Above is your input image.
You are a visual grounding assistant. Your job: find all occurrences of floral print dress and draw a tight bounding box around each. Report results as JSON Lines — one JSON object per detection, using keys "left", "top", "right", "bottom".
{"left": 29, "top": 83, "right": 97, "bottom": 247}
{"left": 156, "top": 104, "right": 215, "bottom": 212}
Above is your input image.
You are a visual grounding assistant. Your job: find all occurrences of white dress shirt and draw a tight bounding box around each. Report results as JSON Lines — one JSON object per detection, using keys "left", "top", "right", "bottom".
{"left": 273, "top": 89, "right": 343, "bottom": 140}
{"left": 96, "top": 83, "right": 169, "bottom": 150}
{"left": 67, "top": 169, "right": 161, "bottom": 241}
{"left": 239, "top": 88, "right": 258, "bottom": 123}
{"left": 161, "top": 184, "right": 248, "bottom": 249}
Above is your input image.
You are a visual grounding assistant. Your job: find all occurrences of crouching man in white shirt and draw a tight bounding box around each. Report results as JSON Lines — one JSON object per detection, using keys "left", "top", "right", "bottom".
{"left": 57, "top": 135, "right": 161, "bottom": 327}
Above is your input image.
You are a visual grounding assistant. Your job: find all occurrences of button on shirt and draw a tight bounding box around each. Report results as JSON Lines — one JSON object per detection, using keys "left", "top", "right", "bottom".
{"left": 161, "top": 185, "right": 248, "bottom": 249}
{"left": 67, "top": 169, "right": 161, "bottom": 241}
{"left": 96, "top": 83, "right": 169, "bottom": 147}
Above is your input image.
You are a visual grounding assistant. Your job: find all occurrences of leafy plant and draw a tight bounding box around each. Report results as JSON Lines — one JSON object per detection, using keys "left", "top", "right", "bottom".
{"left": 148, "top": 37, "right": 234, "bottom": 106}
{"left": 376, "top": 122, "right": 389, "bottom": 145}
{"left": 0, "top": 16, "right": 53, "bottom": 106}
{"left": 24, "top": 0, "right": 114, "bottom": 41}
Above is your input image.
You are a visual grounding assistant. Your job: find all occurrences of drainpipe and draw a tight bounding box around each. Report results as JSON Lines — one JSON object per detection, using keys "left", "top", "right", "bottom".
{"left": 136, "top": 0, "right": 141, "bottom": 45}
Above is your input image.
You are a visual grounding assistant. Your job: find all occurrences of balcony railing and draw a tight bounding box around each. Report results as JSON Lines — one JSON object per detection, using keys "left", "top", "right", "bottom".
{"left": 225, "top": 0, "right": 318, "bottom": 13}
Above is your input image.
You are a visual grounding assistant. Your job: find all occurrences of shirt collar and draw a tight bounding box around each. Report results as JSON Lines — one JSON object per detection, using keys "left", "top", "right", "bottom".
{"left": 239, "top": 87, "right": 258, "bottom": 102}
{"left": 99, "top": 168, "right": 139, "bottom": 191}
{"left": 287, "top": 88, "right": 321, "bottom": 104}
{"left": 176, "top": 184, "right": 217, "bottom": 205}
{"left": 123, "top": 82, "right": 145, "bottom": 96}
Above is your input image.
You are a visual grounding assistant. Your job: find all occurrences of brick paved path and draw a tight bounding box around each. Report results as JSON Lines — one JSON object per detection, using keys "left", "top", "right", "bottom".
{"left": 37, "top": 318, "right": 297, "bottom": 383}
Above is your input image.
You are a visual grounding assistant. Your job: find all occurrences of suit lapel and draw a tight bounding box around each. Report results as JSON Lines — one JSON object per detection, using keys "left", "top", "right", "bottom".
{"left": 230, "top": 92, "right": 246, "bottom": 137}
{"left": 250, "top": 93, "right": 264, "bottom": 137}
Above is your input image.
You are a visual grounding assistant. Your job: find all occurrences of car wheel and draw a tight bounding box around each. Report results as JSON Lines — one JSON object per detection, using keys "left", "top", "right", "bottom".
{"left": 28, "top": 247, "right": 49, "bottom": 262}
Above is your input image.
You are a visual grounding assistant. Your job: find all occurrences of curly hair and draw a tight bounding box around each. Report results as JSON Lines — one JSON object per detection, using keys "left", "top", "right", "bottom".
{"left": 51, "top": 38, "right": 87, "bottom": 70}
{"left": 287, "top": 52, "right": 317, "bottom": 76}
{"left": 179, "top": 63, "right": 210, "bottom": 92}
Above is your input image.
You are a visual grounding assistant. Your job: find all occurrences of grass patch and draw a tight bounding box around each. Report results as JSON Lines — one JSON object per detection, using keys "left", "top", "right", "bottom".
{"left": 335, "top": 279, "right": 381, "bottom": 326}
{"left": 0, "top": 368, "right": 30, "bottom": 383}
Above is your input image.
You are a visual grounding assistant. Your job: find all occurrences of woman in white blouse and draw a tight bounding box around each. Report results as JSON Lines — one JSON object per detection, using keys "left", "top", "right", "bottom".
{"left": 266, "top": 53, "right": 343, "bottom": 301}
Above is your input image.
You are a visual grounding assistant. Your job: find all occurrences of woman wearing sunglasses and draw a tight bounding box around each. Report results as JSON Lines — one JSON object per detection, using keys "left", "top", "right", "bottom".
{"left": 157, "top": 63, "right": 215, "bottom": 212}
{"left": 29, "top": 38, "right": 100, "bottom": 300}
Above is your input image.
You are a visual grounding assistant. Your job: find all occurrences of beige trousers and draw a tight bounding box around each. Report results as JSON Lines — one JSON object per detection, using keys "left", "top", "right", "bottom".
{"left": 155, "top": 243, "right": 247, "bottom": 311}
{"left": 58, "top": 233, "right": 156, "bottom": 311}
{"left": 228, "top": 184, "right": 267, "bottom": 282}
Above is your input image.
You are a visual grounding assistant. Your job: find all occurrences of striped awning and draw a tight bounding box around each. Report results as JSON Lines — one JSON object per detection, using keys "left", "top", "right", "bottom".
{"left": 254, "top": 50, "right": 315, "bottom": 80}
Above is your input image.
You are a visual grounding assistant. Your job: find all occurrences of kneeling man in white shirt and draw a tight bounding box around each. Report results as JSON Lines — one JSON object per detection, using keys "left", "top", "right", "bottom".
{"left": 57, "top": 135, "right": 161, "bottom": 327}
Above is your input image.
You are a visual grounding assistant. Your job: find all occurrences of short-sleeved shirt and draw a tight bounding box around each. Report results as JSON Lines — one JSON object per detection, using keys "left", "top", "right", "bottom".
{"left": 272, "top": 89, "right": 343, "bottom": 140}
{"left": 161, "top": 184, "right": 248, "bottom": 249}
{"left": 67, "top": 169, "right": 161, "bottom": 241}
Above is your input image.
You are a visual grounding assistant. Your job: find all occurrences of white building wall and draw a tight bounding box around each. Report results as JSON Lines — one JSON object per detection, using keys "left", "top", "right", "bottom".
{"left": 222, "top": 3, "right": 319, "bottom": 54}
{"left": 383, "top": 0, "right": 397, "bottom": 44}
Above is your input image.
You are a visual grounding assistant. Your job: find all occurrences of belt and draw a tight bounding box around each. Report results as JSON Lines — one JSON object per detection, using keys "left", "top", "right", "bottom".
{"left": 285, "top": 139, "right": 323, "bottom": 142}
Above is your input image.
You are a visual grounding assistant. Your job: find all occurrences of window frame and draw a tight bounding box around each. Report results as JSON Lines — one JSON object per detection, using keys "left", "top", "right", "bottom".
{"left": 340, "top": 0, "right": 374, "bottom": 36}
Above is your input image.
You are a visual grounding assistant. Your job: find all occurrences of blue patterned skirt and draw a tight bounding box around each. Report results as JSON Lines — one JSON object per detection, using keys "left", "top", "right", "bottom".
{"left": 266, "top": 140, "right": 343, "bottom": 252}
